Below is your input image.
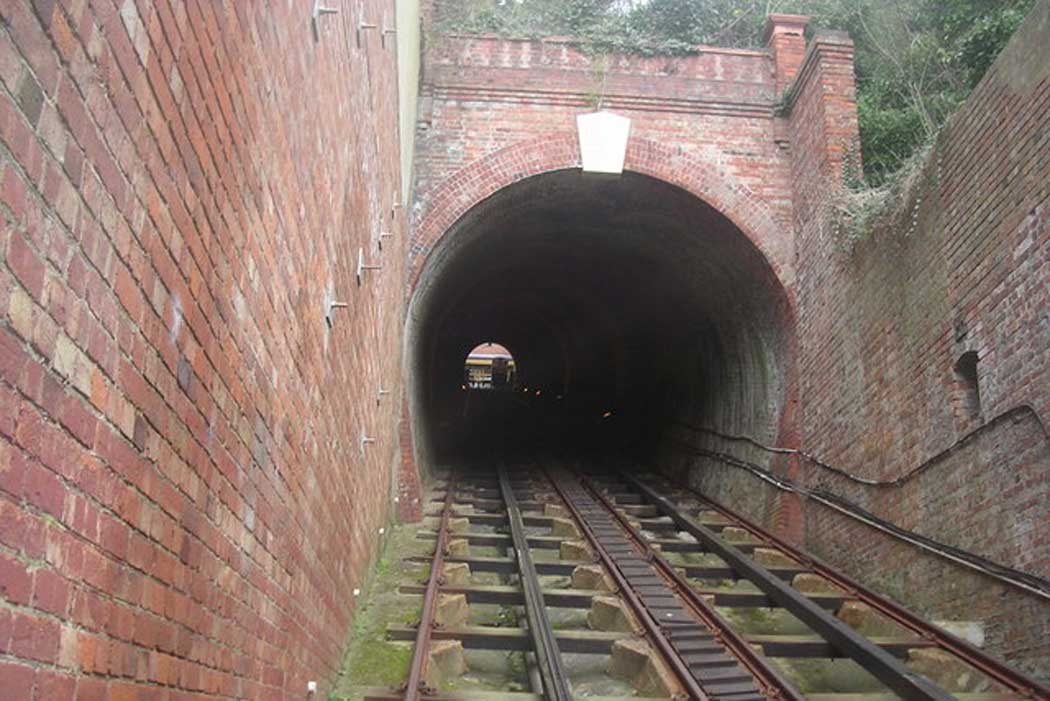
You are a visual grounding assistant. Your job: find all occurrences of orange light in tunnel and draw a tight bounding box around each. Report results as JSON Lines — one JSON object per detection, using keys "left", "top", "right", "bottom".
{"left": 602, "top": 411, "right": 613, "bottom": 418}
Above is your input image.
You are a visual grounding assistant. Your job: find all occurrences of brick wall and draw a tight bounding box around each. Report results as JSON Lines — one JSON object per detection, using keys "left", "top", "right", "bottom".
{"left": 412, "top": 33, "right": 797, "bottom": 276}
{"left": 791, "top": 1, "right": 1050, "bottom": 676}
{"left": 1, "top": 0, "right": 407, "bottom": 698}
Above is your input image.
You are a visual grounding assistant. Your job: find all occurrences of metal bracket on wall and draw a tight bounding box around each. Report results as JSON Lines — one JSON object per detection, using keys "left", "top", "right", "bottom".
{"left": 356, "top": 4, "right": 378, "bottom": 48}
{"left": 391, "top": 201, "right": 403, "bottom": 218}
{"left": 378, "top": 231, "right": 395, "bottom": 250}
{"left": 360, "top": 431, "right": 376, "bottom": 454}
{"left": 381, "top": 25, "right": 397, "bottom": 49}
{"left": 357, "top": 247, "right": 382, "bottom": 285}
{"left": 324, "top": 293, "right": 350, "bottom": 328}
{"left": 377, "top": 388, "right": 390, "bottom": 405}
{"left": 311, "top": 0, "right": 339, "bottom": 42}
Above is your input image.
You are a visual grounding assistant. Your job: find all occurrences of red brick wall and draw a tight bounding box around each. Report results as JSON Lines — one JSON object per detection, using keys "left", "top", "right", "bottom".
{"left": 1, "top": 0, "right": 407, "bottom": 698}
{"left": 412, "top": 34, "right": 797, "bottom": 277}
{"left": 790, "top": 3, "right": 1050, "bottom": 676}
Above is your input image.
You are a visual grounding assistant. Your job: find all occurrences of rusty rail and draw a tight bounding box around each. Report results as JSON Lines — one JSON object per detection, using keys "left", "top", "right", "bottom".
{"left": 498, "top": 467, "right": 574, "bottom": 700}
{"left": 404, "top": 473, "right": 457, "bottom": 700}
{"left": 545, "top": 467, "right": 711, "bottom": 701}
{"left": 577, "top": 473, "right": 803, "bottom": 701}
{"left": 666, "top": 478, "right": 1050, "bottom": 701}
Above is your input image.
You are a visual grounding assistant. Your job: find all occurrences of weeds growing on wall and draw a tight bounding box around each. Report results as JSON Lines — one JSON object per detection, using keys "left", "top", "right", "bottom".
{"left": 435, "top": 0, "right": 1035, "bottom": 186}
{"left": 828, "top": 139, "right": 937, "bottom": 254}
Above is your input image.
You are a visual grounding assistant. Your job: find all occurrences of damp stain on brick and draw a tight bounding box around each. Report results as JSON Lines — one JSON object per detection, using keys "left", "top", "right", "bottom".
{"left": 16, "top": 68, "right": 45, "bottom": 128}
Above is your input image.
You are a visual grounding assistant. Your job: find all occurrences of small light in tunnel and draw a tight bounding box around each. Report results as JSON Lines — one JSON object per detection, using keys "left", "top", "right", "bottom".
{"left": 557, "top": 395, "right": 563, "bottom": 400}
{"left": 461, "top": 384, "right": 467, "bottom": 390}
{"left": 602, "top": 411, "right": 613, "bottom": 419}
{"left": 535, "top": 390, "right": 541, "bottom": 396}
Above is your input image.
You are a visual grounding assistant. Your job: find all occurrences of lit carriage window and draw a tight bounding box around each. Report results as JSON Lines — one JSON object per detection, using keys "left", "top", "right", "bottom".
{"left": 464, "top": 343, "right": 517, "bottom": 391}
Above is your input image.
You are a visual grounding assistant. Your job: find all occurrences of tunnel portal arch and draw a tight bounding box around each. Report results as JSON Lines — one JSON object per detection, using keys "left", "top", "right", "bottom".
{"left": 401, "top": 137, "right": 800, "bottom": 520}
{"left": 409, "top": 133, "right": 798, "bottom": 297}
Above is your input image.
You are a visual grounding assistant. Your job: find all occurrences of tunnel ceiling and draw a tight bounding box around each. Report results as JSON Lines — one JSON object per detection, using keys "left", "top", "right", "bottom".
{"left": 408, "top": 170, "right": 795, "bottom": 463}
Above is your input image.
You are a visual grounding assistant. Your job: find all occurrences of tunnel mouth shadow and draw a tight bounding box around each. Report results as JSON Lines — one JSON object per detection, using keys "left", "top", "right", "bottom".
{"left": 406, "top": 170, "right": 796, "bottom": 474}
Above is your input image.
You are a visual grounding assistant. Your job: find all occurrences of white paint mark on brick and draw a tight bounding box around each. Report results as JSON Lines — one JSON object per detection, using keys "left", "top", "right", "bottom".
{"left": 169, "top": 66, "right": 184, "bottom": 106}
{"left": 170, "top": 294, "right": 183, "bottom": 343}
{"left": 120, "top": 0, "right": 151, "bottom": 66}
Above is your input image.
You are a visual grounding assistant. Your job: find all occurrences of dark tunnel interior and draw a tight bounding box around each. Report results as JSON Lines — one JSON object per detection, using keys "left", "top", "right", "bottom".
{"left": 406, "top": 171, "right": 795, "bottom": 472}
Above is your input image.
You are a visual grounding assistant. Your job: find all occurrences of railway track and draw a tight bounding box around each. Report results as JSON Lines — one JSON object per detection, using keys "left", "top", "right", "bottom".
{"left": 366, "top": 465, "right": 1050, "bottom": 701}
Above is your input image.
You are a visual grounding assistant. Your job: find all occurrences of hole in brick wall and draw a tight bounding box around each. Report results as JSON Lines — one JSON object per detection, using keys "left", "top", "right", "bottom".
{"left": 953, "top": 351, "right": 982, "bottom": 421}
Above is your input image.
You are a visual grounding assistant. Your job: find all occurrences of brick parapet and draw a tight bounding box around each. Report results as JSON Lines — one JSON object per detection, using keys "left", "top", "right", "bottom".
{"left": 412, "top": 34, "right": 799, "bottom": 297}
{"left": 764, "top": 13, "right": 809, "bottom": 95}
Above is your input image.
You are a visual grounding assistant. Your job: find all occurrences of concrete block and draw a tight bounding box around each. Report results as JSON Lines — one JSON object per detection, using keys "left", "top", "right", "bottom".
{"left": 549, "top": 516, "right": 581, "bottom": 539}
{"left": 449, "top": 517, "right": 470, "bottom": 534}
{"left": 608, "top": 637, "right": 647, "bottom": 679}
{"left": 425, "top": 639, "right": 467, "bottom": 689}
{"left": 836, "top": 601, "right": 875, "bottom": 630}
{"left": 443, "top": 562, "right": 471, "bottom": 586}
{"left": 446, "top": 538, "right": 469, "bottom": 557}
{"left": 544, "top": 503, "right": 568, "bottom": 518}
{"left": 907, "top": 648, "right": 990, "bottom": 692}
{"left": 560, "top": 540, "right": 591, "bottom": 561}
{"left": 608, "top": 638, "right": 681, "bottom": 697}
{"left": 572, "top": 564, "right": 614, "bottom": 592}
{"left": 722, "top": 526, "right": 752, "bottom": 543}
{"left": 793, "top": 573, "right": 843, "bottom": 594}
{"left": 698, "top": 509, "right": 730, "bottom": 524}
{"left": 754, "top": 548, "right": 797, "bottom": 568}
{"left": 588, "top": 596, "right": 638, "bottom": 633}
{"left": 837, "top": 601, "right": 903, "bottom": 637}
{"left": 434, "top": 593, "right": 470, "bottom": 628}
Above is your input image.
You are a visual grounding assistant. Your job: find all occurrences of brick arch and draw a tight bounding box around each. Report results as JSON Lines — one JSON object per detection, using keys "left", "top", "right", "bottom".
{"left": 410, "top": 132, "right": 797, "bottom": 297}
{"left": 402, "top": 132, "right": 803, "bottom": 532}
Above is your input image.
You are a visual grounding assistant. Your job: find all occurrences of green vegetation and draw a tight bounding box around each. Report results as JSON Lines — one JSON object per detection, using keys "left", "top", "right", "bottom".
{"left": 330, "top": 525, "right": 427, "bottom": 700}
{"left": 436, "top": 0, "right": 1036, "bottom": 185}
{"left": 337, "top": 642, "right": 413, "bottom": 692}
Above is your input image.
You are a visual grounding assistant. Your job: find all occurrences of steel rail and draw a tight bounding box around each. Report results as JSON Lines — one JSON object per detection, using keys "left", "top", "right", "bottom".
{"left": 622, "top": 473, "right": 958, "bottom": 701}
{"left": 404, "top": 474, "right": 457, "bottom": 700}
{"left": 576, "top": 474, "right": 803, "bottom": 701}
{"left": 544, "top": 468, "right": 711, "bottom": 701}
{"left": 498, "top": 467, "right": 575, "bottom": 701}
{"left": 679, "top": 483, "right": 1050, "bottom": 701}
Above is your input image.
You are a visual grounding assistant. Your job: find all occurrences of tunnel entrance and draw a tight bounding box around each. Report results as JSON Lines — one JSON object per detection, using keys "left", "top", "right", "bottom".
{"left": 407, "top": 170, "right": 796, "bottom": 472}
